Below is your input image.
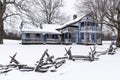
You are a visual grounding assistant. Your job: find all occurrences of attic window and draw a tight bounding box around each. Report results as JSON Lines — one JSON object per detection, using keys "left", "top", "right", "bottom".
{"left": 87, "top": 17, "right": 88, "bottom": 19}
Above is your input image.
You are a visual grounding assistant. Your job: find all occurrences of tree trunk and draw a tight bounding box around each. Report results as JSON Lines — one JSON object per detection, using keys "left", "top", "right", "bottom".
{"left": 116, "top": 27, "right": 120, "bottom": 47}
{"left": 0, "top": 16, "right": 3, "bottom": 44}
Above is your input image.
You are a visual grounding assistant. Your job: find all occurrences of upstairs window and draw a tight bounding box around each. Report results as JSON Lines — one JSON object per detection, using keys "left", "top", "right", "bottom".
{"left": 81, "top": 22, "right": 84, "bottom": 27}
{"left": 87, "top": 22, "right": 92, "bottom": 26}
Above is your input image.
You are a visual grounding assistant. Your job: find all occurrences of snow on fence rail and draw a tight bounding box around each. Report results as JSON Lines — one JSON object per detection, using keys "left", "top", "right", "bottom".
{"left": 0, "top": 42, "right": 117, "bottom": 74}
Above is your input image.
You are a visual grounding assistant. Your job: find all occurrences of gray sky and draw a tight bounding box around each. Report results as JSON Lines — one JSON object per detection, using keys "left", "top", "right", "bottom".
{"left": 61, "top": 0, "right": 77, "bottom": 17}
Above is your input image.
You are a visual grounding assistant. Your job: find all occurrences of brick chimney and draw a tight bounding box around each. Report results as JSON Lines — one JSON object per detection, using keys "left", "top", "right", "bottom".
{"left": 73, "top": 15, "right": 77, "bottom": 20}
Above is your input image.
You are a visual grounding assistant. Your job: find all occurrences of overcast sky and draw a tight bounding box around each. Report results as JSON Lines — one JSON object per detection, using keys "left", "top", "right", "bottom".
{"left": 61, "top": 0, "right": 84, "bottom": 19}
{"left": 61, "top": 0, "right": 77, "bottom": 17}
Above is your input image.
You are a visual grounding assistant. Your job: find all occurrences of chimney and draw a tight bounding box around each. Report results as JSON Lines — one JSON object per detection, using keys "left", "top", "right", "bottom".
{"left": 73, "top": 15, "right": 77, "bottom": 20}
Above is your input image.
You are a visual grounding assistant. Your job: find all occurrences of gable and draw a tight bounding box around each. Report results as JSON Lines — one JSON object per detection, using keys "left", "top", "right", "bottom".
{"left": 80, "top": 14, "right": 94, "bottom": 22}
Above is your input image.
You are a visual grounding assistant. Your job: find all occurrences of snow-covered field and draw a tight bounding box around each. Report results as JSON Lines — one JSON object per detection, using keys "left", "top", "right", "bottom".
{"left": 0, "top": 39, "right": 120, "bottom": 80}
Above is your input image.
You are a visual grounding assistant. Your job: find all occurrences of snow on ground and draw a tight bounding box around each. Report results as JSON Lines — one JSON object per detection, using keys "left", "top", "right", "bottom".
{"left": 0, "top": 39, "right": 120, "bottom": 80}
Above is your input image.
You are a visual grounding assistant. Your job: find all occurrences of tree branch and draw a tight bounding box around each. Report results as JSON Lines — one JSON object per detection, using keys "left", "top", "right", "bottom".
{"left": 3, "top": 13, "right": 20, "bottom": 21}
{"left": 6, "top": 0, "right": 15, "bottom": 4}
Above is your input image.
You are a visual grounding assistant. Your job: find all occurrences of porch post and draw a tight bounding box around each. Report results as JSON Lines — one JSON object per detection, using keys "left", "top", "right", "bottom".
{"left": 86, "top": 21, "right": 88, "bottom": 44}
{"left": 21, "top": 32, "right": 24, "bottom": 44}
{"left": 45, "top": 34, "right": 47, "bottom": 43}
{"left": 63, "top": 33, "right": 65, "bottom": 43}
{"left": 43, "top": 34, "right": 44, "bottom": 43}
{"left": 78, "top": 21, "right": 81, "bottom": 43}
{"left": 69, "top": 33, "right": 71, "bottom": 43}
{"left": 94, "top": 24, "right": 97, "bottom": 44}
{"left": 92, "top": 22, "right": 95, "bottom": 44}
{"left": 54, "top": 34, "right": 55, "bottom": 42}
{"left": 67, "top": 33, "right": 69, "bottom": 43}
{"left": 63, "top": 33, "right": 64, "bottom": 43}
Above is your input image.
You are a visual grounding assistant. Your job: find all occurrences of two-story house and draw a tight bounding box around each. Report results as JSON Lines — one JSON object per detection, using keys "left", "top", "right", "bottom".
{"left": 21, "top": 13, "right": 102, "bottom": 45}
{"left": 57, "top": 14, "right": 102, "bottom": 45}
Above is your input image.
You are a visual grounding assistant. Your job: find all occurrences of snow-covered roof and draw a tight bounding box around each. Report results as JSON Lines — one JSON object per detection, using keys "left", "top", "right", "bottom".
{"left": 58, "top": 15, "right": 86, "bottom": 30}
{"left": 62, "top": 17, "right": 81, "bottom": 28}
{"left": 58, "top": 13, "right": 93, "bottom": 30}
{"left": 22, "top": 23, "right": 62, "bottom": 34}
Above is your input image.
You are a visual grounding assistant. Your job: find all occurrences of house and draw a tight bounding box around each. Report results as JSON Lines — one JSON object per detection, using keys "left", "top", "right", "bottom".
{"left": 21, "top": 24, "right": 61, "bottom": 44}
{"left": 21, "top": 13, "right": 102, "bottom": 45}
{"left": 57, "top": 14, "right": 102, "bottom": 45}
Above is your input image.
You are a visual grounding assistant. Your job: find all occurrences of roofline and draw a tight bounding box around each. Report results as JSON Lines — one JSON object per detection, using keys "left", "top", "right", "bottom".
{"left": 22, "top": 31, "right": 61, "bottom": 34}
{"left": 57, "top": 25, "right": 78, "bottom": 30}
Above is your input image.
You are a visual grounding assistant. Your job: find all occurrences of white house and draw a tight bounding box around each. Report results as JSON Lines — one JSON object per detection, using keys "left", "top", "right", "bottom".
{"left": 21, "top": 13, "right": 102, "bottom": 45}
{"left": 57, "top": 13, "right": 102, "bottom": 45}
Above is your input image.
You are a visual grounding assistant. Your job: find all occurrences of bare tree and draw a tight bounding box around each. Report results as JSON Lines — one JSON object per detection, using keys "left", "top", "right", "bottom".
{"left": 0, "top": 0, "right": 18, "bottom": 44}
{"left": 75, "top": 0, "right": 120, "bottom": 47}
{"left": 14, "top": 0, "right": 43, "bottom": 28}
{"left": 17, "top": 0, "right": 64, "bottom": 25}
{"left": 38, "top": 0, "right": 63, "bottom": 24}
{"left": 0, "top": 0, "right": 35, "bottom": 44}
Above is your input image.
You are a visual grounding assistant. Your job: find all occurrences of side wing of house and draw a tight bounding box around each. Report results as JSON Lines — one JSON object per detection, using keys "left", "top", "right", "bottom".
{"left": 21, "top": 31, "right": 44, "bottom": 44}
{"left": 21, "top": 32, "right": 61, "bottom": 44}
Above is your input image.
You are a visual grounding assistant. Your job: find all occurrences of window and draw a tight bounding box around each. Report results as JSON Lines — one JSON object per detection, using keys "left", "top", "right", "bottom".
{"left": 54, "top": 35, "right": 58, "bottom": 39}
{"left": 52, "top": 34, "right": 58, "bottom": 39}
{"left": 97, "top": 33, "right": 101, "bottom": 39}
{"left": 81, "top": 33, "right": 84, "bottom": 39}
{"left": 26, "top": 33, "right": 30, "bottom": 38}
{"left": 81, "top": 22, "right": 84, "bottom": 27}
{"left": 87, "top": 33, "right": 89, "bottom": 40}
{"left": 69, "top": 33, "right": 71, "bottom": 39}
{"left": 91, "top": 33, "right": 94, "bottom": 40}
{"left": 87, "top": 22, "right": 92, "bottom": 26}
{"left": 36, "top": 34, "right": 40, "bottom": 38}
{"left": 64, "top": 33, "right": 67, "bottom": 39}
{"left": 52, "top": 35, "right": 54, "bottom": 39}
{"left": 46, "top": 34, "right": 49, "bottom": 38}
{"left": 92, "top": 22, "right": 95, "bottom": 26}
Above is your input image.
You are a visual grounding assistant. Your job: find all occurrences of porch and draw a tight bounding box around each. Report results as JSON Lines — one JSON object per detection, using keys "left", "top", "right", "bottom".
{"left": 61, "top": 32, "right": 78, "bottom": 44}
{"left": 77, "top": 32, "right": 102, "bottom": 45}
{"left": 22, "top": 32, "right": 61, "bottom": 44}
